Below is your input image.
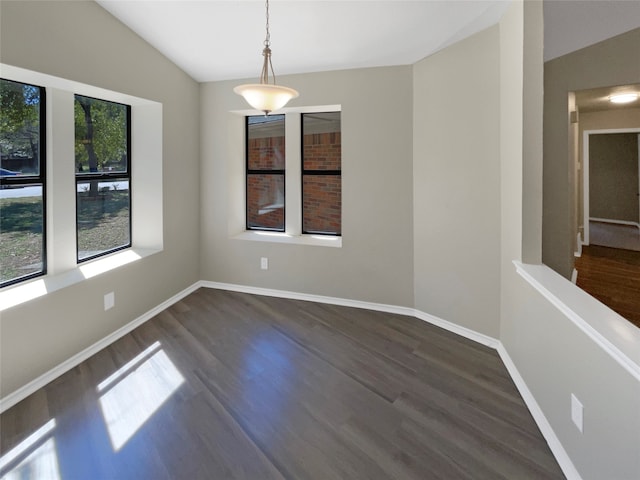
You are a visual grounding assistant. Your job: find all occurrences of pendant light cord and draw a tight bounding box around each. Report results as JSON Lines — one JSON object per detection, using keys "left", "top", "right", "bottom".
{"left": 260, "top": 0, "right": 277, "bottom": 85}
{"left": 264, "top": 0, "right": 271, "bottom": 48}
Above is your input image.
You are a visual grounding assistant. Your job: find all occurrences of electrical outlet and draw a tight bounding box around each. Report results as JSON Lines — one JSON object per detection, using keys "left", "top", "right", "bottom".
{"left": 104, "top": 292, "right": 115, "bottom": 311}
{"left": 571, "top": 393, "right": 583, "bottom": 433}
{"left": 261, "top": 257, "right": 268, "bottom": 270}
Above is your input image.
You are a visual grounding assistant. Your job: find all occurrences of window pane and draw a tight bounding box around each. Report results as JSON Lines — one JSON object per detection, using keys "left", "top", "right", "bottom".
{"left": 0, "top": 184, "right": 44, "bottom": 285}
{"left": 302, "top": 112, "right": 341, "bottom": 171}
{"left": 302, "top": 112, "right": 341, "bottom": 235}
{"left": 247, "top": 174, "right": 284, "bottom": 231}
{"left": 302, "top": 176, "right": 341, "bottom": 235}
{"left": 75, "top": 95, "right": 128, "bottom": 174}
{"left": 0, "top": 79, "right": 43, "bottom": 177}
{"left": 247, "top": 115, "right": 285, "bottom": 170}
{"left": 77, "top": 179, "right": 130, "bottom": 261}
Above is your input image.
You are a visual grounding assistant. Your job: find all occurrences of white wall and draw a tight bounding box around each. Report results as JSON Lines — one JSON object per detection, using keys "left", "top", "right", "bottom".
{"left": 413, "top": 26, "right": 501, "bottom": 338}
{"left": 0, "top": 1, "right": 200, "bottom": 397}
{"left": 200, "top": 67, "right": 415, "bottom": 306}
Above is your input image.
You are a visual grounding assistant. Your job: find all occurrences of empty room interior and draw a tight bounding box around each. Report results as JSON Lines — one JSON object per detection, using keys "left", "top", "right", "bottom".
{"left": 1, "top": 1, "right": 639, "bottom": 479}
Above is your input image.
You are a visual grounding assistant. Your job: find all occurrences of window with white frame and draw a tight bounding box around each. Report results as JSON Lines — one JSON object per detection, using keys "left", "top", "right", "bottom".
{"left": 0, "top": 64, "right": 163, "bottom": 301}
{"left": 242, "top": 108, "right": 342, "bottom": 242}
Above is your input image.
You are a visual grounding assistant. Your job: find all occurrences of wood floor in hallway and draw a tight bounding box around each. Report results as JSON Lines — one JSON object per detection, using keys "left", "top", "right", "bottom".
{"left": 575, "top": 244, "right": 640, "bottom": 330}
{"left": 0, "top": 288, "right": 565, "bottom": 479}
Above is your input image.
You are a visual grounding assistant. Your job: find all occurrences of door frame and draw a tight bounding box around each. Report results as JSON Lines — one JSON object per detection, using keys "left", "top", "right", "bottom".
{"left": 583, "top": 127, "right": 640, "bottom": 245}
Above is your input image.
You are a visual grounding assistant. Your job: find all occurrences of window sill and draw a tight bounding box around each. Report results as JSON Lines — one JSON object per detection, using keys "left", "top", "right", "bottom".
{"left": 233, "top": 231, "right": 342, "bottom": 248}
{"left": 0, "top": 248, "right": 161, "bottom": 312}
{"left": 514, "top": 260, "right": 640, "bottom": 381}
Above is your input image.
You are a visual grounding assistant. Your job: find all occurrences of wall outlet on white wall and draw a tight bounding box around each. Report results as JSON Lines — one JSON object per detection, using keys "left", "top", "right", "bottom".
{"left": 104, "top": 292, "right": 115, "bottom": 311}
{"left": 261, "top": 257, "right": 268, "bottom": 270}
{"left": 571, "top": 393, "right": 584, "bottom": 433}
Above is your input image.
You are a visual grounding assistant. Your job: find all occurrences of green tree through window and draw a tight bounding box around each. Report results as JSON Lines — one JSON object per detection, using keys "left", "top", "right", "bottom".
{"left": 0, "top": 78, "right": 46, "bottom": 287}
{"left": 74, "top": 95, "right": 131, "bottom": 262}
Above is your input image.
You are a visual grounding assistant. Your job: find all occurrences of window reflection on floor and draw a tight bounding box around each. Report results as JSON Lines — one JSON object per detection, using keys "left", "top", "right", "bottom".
{"left": 0, "top": 419, "right": 60, "bottom": 480}
{"left": 98, "top": 341, "right": 184, "bottom": 451}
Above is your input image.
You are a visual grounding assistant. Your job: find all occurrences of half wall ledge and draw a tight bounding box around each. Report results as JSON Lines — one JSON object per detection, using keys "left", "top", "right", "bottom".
{"left": 514, "top": 260, "right": 640, "bottom": 382}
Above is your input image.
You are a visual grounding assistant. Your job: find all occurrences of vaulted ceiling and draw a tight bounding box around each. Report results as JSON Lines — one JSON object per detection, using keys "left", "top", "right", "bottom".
{"left": 96, "top": 0, "right": 640, "bottom": 83}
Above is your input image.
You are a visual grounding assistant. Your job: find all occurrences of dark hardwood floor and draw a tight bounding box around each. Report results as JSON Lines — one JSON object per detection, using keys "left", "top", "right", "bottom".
{"left": 0, "top": 289, "right": 565, "bottom": 479}
{"left": 575, "top": 244, "right": 640, "bottom": 329}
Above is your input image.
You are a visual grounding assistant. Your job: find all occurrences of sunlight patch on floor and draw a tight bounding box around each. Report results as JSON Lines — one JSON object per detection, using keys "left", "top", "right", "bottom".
{"left": 98, "top": 342, "right": 184, "bottom": 451}
{"left": 0, "top": 419, "right": 60, "bottom": 480}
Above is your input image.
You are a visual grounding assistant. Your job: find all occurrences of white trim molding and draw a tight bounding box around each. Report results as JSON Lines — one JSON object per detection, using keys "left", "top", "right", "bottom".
{"left": 200, "top": 281, "right": 415, "bottom": 316}
{"left": 412, "top": 309, "right": 499, "bottom": 349}
{"left": 201, "top": 281, "right": 500, "bottom": 349}
{"left": 589, "top": 216, "right": 640, "bottom": 230}
{"left": 574, "top": 232, "right": 582, "bottom": 258}
{"left": 497, "top": 343, "right": 582, "bottom": 480}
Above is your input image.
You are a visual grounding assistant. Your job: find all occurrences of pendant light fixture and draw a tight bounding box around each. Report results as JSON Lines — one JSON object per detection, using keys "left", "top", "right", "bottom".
{"left": 234, "top": 0, "right": 299, "bottom": 115}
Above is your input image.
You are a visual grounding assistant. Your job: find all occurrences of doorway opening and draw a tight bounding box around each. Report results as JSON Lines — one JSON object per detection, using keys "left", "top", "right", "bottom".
{"left": 582, "top": 129, "right": 640, "bottom": 249}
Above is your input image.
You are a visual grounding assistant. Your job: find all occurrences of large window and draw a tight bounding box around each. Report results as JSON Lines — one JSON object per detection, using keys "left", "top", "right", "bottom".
{"left": 246, "top": 114, "right": 285, "bottom": 231}
{"left": 75, "top": 95, "right": 131, "bottom": 262}
{"left": 0, "top": 78, "right": 46, "bottom": 287}
{"left": 302, "top": 112, "right": 341, "bottom": 235}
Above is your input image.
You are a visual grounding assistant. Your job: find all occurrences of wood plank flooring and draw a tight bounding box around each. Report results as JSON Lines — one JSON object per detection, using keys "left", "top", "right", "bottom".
{"left": 575, "top": 245, "right": 640, "bottom": 329}
{"left": 0, "top": 289, "right": 565, "bottom": 479}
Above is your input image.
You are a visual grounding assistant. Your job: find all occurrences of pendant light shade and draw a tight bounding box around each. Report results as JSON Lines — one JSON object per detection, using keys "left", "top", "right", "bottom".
{"left": 233, "top": 84, "right": 299, "bottom": 114}
{"left": 234, "top": 0, "right": 298, "bottom": 115}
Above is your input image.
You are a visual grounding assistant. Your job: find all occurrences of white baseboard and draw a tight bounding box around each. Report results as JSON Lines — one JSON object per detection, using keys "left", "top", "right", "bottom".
{"left": 201, "top": 281, "right": 499, "bottom": 348}
{"left": 200, "top": 281, "right": 416, "bottom": 317}
{"left": 589, "top": 217, "right": 640, "bottom": 229}
{"left": 497, "top": 343, "right": 582, "bottom": 480}
{"left": 412, "top": 309, "right": 499, "bottom": 349}
{"left": 0, "top": 282, "right": 201, "bottom": 414}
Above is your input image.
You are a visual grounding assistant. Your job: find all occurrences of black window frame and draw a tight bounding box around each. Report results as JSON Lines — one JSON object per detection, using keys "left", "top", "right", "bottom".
{"left": 0, "top": 78, "right": 47, "bottom": 288}
{"left": 245, "top": 114, "right": 286, "bottom": 232}
{"left": 301, "top": 111, "right": 341, "bottom": 236}
{"left": 74, "top": 94, "right": 132, "bottom": 263}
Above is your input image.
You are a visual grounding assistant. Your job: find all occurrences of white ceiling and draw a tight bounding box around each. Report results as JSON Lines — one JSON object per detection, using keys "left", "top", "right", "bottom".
{"left": 96, "top": 0, "right": 510, "bottom": 82}
{"left": 95, "top": 0, "right": 640, "bottom": 83}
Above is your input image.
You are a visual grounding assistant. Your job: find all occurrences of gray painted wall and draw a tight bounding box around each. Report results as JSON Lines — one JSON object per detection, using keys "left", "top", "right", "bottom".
{"left": 589, "top": 133, "right": 639, "bottom": 222}
{"left": 578, "top": 108, "right": 640, "bottom": 231}
{"left": 543, "top": 28, "right": 640, "bottom": 278}
{"left": 413, "top": 26, "right": 501, "bottom": 338}
{"left": 0, "top": 1, "right": 200, "bottom": 396}
{"left": 199, "top": 67, "right": 415, "bottom": 307}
